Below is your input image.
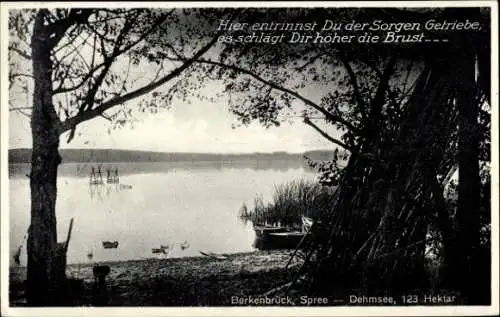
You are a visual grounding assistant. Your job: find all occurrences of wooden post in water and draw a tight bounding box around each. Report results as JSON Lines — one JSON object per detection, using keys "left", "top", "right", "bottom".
{"left": 97, "top": 165, "right": 103, "bottom": 184}
{"left": 64, "top": 218, "right": 74, "bottom": 252}
{"left": 49, "top": 218, "right": 75, "bottom": 303}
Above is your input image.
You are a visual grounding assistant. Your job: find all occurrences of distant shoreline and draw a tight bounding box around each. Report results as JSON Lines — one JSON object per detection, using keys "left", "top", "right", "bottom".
{"left": 8, "top": 159, "right": 319, "bottom": 178}
{"left": 8, "top": 148, "right": 337, "bottom": 164}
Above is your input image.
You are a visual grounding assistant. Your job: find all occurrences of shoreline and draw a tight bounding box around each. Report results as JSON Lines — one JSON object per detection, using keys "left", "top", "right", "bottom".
{"left": 9, "top": 250, "right": 304, "bottom": 306}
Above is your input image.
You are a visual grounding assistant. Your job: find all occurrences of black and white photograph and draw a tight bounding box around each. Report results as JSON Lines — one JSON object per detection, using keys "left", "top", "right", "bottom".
{"left": 1, "top": 1, "right": 498, "bottom": 315}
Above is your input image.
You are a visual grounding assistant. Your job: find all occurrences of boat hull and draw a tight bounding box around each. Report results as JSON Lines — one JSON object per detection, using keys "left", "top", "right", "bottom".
{"left": 102, "top": 241, "right": 119, "bottom": 249}
{"left": 253, "top": 231, "right": 307, "bottom": 250}
{"left": 253, "top": 226, "right": 290, "bottom": 238}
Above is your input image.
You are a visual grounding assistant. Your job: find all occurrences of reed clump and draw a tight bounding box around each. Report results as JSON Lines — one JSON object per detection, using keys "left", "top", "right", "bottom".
{"left": 239, "top": 179, "right": 335, "bottom": 228}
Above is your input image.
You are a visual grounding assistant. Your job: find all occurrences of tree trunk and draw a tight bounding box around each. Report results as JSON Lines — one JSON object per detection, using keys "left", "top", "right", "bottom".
{"left": 452, "top": 8, "right": 483, "bottom": 304}
{"left": 456, "top": 52, "right": 482, "bottom": 304}
{"left": 26, "top": 12, "right": 63, "bottom": 306}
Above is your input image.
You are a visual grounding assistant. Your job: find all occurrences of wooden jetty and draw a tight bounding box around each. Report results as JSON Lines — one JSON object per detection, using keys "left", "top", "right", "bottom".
{"left": 89, "top": 165, "right": 104, "bottom": 185}
{"left": 90, "top": 165, "right": 120, "bottom": 185}
{"left": 106, "top": 167, "right": 120, "bottom": 184}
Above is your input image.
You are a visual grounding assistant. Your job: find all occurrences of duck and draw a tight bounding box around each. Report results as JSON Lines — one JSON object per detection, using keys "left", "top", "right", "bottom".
{"left": 180, "top": 241, "right": 190, "bottom": 251}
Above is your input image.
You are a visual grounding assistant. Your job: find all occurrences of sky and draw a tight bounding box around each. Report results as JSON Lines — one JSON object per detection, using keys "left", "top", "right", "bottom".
{"left": 9, "top": 93, "right": 335, "bottom": 154}
{"left": 7, "top": 9, "right": 339, "bottom": 154}
{"left": 9, "top": 60, "right": 338, "bottom": 154}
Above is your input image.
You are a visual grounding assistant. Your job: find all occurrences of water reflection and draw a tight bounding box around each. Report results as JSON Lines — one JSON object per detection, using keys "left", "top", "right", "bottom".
{"left": 88, "top": 183, "right": 119, "bottom": 201}
{"left": 88, "top": 182, "right": 135, "bottom": 201}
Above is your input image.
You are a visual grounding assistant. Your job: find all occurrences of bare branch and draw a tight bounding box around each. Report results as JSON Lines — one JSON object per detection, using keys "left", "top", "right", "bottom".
{"left": 9, "top": 45, "right": 32, "bottom": 60}
{"left": 100, "top": 113, "right": 112, "bottom": 121}
{"left": 66, "top": 126, "right": 77, "bottom": 143}
{"left": 53, "top": 55, "right": 78, "bottom": 92}
{"left": 371, "top": 54, "right": 398, "bottom": 116}
{"left": 59, "top": 34, "right": 220, "bottom": 135}
{"left": 66, "top": 34, "right": 93, "bottom": 71}
{"left": 295, "top": 52, "right": 324, "bottom": 71}
{"left": 86, "top": 15, "right": 127, "bottom": 25}
{"left": 9, "top": 106, "right": 33, "bottom": 111}
{"left": 53, "top": 33, "right": 91, "bottom": 68}
{"left": 9, "top": 106, "right": 32, "bottom": 118}
{"left": 338, "top": 54, "right": 367, "bottom": 119}
{"left": 69, "top": 13, "right": 171, "bottom": 106}
{"left": 119, "top": 57, "right": 133, "bottom": 94}
{"left": 90, "top": 32, "right": 97, "bottom": 70}
{"left": 113, "top": 14, "right": 169, "bottom": 57}
{"left": 359, "top": 56, "right": 401, "bottom": 110}
{"left": 162, "top": 42, "right": 184, "bottom": 60}
{"left": 46, "top": 9, "right": 94, "bottom": 47}
{"left": 9, "top": 73, "right": 34, "bottom": 82}
{"left": 53, "top": 62, "right": 106, "bottom": 95}
{"left": 79, "top": 59, "right": 113, "bottom": 112}
{"left": 150, "top": 60, "right": 165, "bottom": 83}
{"left": 303, "top": 116, "right": 352, "bottom": 152}
{"left": 53, "top": 32, "right": 82, "bottom": 54}
{"left": 183, "top": 58, "right": 360, "bottom": 134}
{"left": 111, "top": 17, "right": 135, "bottom": 56}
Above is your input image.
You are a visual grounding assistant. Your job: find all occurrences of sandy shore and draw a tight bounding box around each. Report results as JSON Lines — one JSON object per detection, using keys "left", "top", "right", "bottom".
{"left": 9, "top": 250, "right": 304, "bottom": 306}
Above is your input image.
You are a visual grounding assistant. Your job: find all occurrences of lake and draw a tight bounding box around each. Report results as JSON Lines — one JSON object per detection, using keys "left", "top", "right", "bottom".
{"left": 8, "top": 162, "right": 316, "bottom": 266}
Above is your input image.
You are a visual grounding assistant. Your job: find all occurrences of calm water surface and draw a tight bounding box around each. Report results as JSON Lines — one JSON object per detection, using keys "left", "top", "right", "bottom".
{"left": 9, "top": 163, "right": 315, "bottom": 266}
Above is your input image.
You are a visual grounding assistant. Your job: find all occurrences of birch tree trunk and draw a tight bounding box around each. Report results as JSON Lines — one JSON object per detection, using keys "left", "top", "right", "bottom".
{"left": 26, "top": 12, "right": 63, "bottom": 306}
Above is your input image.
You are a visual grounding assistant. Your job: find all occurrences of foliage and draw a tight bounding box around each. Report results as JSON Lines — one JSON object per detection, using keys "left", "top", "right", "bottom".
{"left": 188, "top": 7, "right": 492, "bottom": 302}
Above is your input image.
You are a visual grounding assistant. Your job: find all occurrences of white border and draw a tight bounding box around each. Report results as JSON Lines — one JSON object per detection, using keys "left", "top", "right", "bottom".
{"left": 0, "top": 1, "right": 497, "bottom": 8}
{"left": 1, "top": 1, "right": 498, "bottom": 317}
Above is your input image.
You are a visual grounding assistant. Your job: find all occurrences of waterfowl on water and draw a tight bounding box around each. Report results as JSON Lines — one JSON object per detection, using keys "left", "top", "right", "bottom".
{"left": 180, "top": 241, "right": 190, "bottom": 250}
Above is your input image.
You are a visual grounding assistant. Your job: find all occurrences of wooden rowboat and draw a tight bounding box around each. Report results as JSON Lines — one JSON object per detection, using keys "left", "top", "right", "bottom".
{"left": 253, "top": 225, "right": 290, "bottom": 237}
{"left": 253, "top": 231, "right": 306, "bottom": 250}
{"left": 152, "top": 245, "right": 172, "bottom": 254}
{"left": 102, "top": 241, "right": 119, "bottom": 249}
{"left": 199, "top": 251, "right": 228, "bottom": 260}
